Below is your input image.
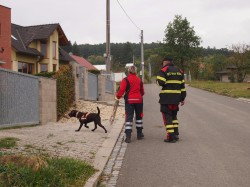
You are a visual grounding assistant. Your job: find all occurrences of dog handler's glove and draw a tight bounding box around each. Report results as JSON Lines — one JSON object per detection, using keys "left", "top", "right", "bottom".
{"left": 115, "top": 96, "right": 119, "bottom": 101}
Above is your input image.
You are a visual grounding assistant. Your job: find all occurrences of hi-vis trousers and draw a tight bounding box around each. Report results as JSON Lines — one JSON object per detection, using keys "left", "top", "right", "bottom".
{"left": 161, "top": 104, "right": 179, "bottom": 138}
{"left": 125, "top": 103, "right": 143, "bottom": 133}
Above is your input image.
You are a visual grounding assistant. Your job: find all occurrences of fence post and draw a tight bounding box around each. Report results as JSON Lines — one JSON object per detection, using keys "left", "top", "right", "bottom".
{"left": 98, "top": 74, "right": 105, "bottom": 101}
{"left": 83, "top": 67, "right": 88, "bottom": 100}
{"left": 39, "top": 77, "right": 57, "bottom": 125}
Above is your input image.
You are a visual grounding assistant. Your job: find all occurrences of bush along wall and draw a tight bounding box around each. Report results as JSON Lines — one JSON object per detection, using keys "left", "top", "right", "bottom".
{"left": 53, "top": 65, "right": 75, "bottom": 120}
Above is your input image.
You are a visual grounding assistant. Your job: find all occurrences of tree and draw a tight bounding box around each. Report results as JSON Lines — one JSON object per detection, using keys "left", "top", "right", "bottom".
{"left": 229, "top": 43, "right": 250, "bottom": 82}
{"left": 164, "top": 15, "right": 201, "bottom": 71}
{"left": 61, "top": 40, "right": 73, "bottom": 53}
{"left": 88, "top": 55, "right": 105, "bottom": 65}
{"left": 72, "top": 41, "right": 80, "bottom": 56}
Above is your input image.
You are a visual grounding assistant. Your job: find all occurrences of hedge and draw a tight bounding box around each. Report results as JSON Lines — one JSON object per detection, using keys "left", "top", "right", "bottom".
{"left": 53, "top": 65, "right": 75, "bottom": 120}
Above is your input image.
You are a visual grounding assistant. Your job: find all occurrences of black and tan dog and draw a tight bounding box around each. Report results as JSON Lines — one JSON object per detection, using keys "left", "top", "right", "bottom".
{"left": 68, "top": 107, "right": 107, "bottom": 133}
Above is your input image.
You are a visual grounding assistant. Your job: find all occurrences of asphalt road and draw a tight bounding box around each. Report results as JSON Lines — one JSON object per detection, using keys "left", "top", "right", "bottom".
{"left": 116, "top": 84, "right": 250, "bottom": 187}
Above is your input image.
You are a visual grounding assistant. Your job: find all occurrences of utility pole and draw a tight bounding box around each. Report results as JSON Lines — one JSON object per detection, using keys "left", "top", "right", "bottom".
{"left": 106, "top": 0, "right": 111, "bottom": 77}
{"left": 141, "top": 30, "right": 144, "bottom": 82}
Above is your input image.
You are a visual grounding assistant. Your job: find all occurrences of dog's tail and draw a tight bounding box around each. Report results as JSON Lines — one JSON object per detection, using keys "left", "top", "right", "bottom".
{"left": 97, "top": 107, "right": 100, "bottom": 116}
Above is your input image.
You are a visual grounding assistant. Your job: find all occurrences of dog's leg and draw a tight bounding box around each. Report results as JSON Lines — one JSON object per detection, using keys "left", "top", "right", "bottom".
{"left": 76, "top": 122, "right": 84, "bottom": 132}
{"left": 92, "top": 122, "right": 97, "bottom": 132}
{"left": 84, "top": 122, "right": 89, "bottom": 128}
{"left": 97, "top": 122, "right": 107, "bottom": 133}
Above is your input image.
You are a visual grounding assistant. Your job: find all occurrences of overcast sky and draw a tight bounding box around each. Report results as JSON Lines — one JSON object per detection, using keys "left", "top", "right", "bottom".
{"left": 1, "top": 0, "right": 250, "bottom": 48}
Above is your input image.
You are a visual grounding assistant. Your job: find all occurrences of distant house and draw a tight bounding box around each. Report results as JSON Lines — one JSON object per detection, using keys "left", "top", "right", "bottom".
{"left": 94, "top": 64, "right": 106, "bottom": 71}
{"left": 125, "top": 63, "right": 134, "bottom": 68}
{"left": 11, "top": 23, "right": 69, "bottom": 74}
{"left": 0, "top": 5, "right": 71, "bottom": 74}
{"left": 216, "top": 70, "right": 231, "bottom": 82}
{"left": 217, "top": 65, "right": 250, "bottom": 82}
{"left": 70, "top": 54, "right": 97, "bottom": 70}
{"left": 113, "top": 72, "right": 126, "bottom": 82}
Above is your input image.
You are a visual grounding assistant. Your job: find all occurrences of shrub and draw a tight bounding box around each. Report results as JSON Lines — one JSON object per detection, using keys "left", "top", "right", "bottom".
{"left": 88, "top": 69, "right": 101, "bottom": 75}
{"left": 35, "top": 72, "right": 55, "bottom": 78}
{"left": 53, "top": 65, "right": 75, "bottom": 119}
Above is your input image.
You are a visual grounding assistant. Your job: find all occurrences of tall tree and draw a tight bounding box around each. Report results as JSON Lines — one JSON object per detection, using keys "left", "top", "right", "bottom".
{"left": 164, "top": 15, "right": 201, "bottom": 70}
{"left": 72, "top": 41, "right": 80, "bottom": 56}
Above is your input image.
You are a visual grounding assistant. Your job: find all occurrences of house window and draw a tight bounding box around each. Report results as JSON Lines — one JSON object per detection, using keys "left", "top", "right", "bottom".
{"left": 18, "top": 62, "right": 33, "bottom": 74}
{"left": 41, "top": 41, "right": 47, "bottom": 57}
{"left": 40, "top": 64, "right": 48, "bottom": 72}
{"left": 52, "top": 41, "right": 57, "bottom": 59}
{"left": 53, "top": 64, "right": 57, "bottom": 72}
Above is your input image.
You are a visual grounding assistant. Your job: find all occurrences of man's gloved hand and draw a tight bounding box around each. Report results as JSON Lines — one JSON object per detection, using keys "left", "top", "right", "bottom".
{"left": 115, "top": 96, "right": 119, "bottom": 101}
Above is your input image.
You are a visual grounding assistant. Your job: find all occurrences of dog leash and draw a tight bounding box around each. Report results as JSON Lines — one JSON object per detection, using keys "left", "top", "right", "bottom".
{"left": 109, "top": 100, "right": 119, "bottom": 125}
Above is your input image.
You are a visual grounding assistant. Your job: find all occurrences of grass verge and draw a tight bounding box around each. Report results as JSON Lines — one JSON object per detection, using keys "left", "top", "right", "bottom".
{"left": 188, "top": 81, "right": 250, "bottom": 99}
{"left": 0, "top": 153, "right": 96, "bottom": 187}
{"left": 0, "top": 137, "right": 19, "bottom": 149}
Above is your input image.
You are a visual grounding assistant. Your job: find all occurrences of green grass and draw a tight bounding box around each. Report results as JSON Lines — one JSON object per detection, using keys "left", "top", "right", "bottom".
{"left": 0, "top": 155, "right": 96, "bottom": 187}
{"left": 0, "top": 137, "right": 19, "bottom": 149}
{"left": 189, "top": 80, "right": 250, "bottom": 99}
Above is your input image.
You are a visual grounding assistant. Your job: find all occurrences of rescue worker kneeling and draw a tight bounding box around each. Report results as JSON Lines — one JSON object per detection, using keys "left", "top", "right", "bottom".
{"left": 156, "top": 57, "right": 186, "bottom": 143}
{"left": 116, "top": 66, "right": 145, "bottom": 143}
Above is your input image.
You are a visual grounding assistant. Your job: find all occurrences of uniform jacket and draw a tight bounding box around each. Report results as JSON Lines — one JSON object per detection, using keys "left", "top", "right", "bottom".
{"left": 116, "top": 73, "right": 144, "bottom": 104}
{"left": 156, "top": 64, "right": 186, "bottom": 104}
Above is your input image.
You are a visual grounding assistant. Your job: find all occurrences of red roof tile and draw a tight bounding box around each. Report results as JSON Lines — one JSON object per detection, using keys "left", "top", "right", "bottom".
{"left": 71, "top": 55, "right": 97, "bottom": 70}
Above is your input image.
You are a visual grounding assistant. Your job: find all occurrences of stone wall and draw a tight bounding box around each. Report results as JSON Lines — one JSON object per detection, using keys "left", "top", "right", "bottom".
{"left": 39, "top": 77, "right": 57, "bottom": 125}
{"left": 98, "top": 75, "right": 116, "bottom": 101}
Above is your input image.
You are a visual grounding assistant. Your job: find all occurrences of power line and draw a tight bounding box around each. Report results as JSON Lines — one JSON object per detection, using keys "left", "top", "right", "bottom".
{"left": 116, "top": 0, "right": 141, "bottom": 31}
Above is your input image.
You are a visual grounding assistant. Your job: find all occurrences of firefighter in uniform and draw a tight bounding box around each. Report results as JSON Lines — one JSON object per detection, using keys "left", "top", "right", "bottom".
{"left": 156, "top": 57, "right": 186, "bottom": 143}
{"left": 116, "top": 66, "right": 145, "bottom": 143}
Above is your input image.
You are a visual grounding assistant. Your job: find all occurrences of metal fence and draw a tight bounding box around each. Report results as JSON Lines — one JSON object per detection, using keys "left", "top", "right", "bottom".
{"left": 105, "top": 78, "right": 114, "bottom": 93}
{"left": 0, "top": 68, "right": 39, "bottom": 127}
{"left": 79, "top": 66, "right": 84, "bottom": 99}
{"left": 88, "top": 72, "right": 98, "bottom": 100}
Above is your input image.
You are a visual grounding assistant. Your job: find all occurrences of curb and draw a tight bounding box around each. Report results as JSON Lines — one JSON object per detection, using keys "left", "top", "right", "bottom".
{"left": 84, "top": 119, "right": 124, "bottom": 187}
{"left": 236, "top": 97, "right": 250, "bottom": 103}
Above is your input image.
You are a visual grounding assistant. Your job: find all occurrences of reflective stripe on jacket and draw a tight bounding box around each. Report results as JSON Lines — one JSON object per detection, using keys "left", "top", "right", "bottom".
{"left": 156, "top": 64, "right": 186, "bottom": 104}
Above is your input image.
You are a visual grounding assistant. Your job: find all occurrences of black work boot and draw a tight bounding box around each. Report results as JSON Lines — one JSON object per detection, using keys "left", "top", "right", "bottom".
{"left": 175, "top": 134, "right": 179, "bottom": 141}
{"left": 136, "top": 127, "right": 144, "bottom": 140}
{"left": 174, "top": 128, "right": 179, "bottom": 141}
{"left": 125, "top": 130, "right": 132, "bottom": 143}
{"left": 164, "top": 133, "right": 176, "bottom": 143}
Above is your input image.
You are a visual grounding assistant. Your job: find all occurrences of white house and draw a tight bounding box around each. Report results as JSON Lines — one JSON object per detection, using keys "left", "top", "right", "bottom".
{"left": 113, "top": 72, "right": 126, "bottom": 82}
{"left": 94, "top": 65, "right": 106, "bottom": 71}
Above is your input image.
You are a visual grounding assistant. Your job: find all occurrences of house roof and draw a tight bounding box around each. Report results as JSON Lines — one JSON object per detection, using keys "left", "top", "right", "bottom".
{"left": 59, "top": 48, "right": 74, "bottom": 62}
{"left": 216, "top": 70, "right": 230, "bottom": 74}
{"left": 94, "top": 65, "right": 106, "bottom": 71}
{"left": 11, "top": 23, "right": 69, "bottom": 56}
{"left": 70, "top": 55, "right": 97, "bottom": 70}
